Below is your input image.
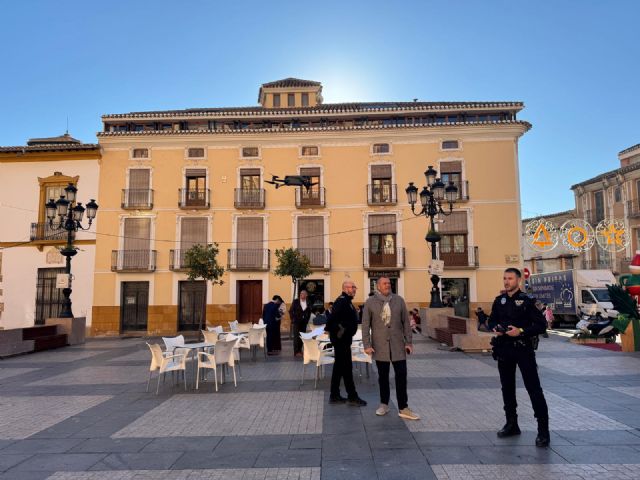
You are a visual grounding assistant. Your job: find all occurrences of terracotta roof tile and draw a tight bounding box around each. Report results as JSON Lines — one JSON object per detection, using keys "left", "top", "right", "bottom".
{"left": 261, "top": 78, "right": 321, "bottom": 88}
{"left": 619, "top": 143, "right": 640, "bottom": 156}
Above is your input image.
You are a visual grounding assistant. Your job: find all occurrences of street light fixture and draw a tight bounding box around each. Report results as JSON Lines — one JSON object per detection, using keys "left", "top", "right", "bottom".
{"left": 45, "top": 183, "right": 98, "bottom": 318}
{"left": 406, "top": 166, "right": 458, "bottom": 308}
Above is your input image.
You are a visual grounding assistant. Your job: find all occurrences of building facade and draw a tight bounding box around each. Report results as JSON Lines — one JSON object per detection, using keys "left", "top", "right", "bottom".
{"left": 522, "top": 210, "right": 578, "bottom": 274}
{"left": 571, "top": 143, "right": 640, "bottom": 276}
{"left": 91, "top": 78, "right": 530, "bottom": 336}
{"left": 0, "top": 134, "right": 100, "bottom": 330}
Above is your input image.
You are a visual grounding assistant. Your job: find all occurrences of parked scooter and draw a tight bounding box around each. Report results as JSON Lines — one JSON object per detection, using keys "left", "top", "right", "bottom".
{"left": 576, "top": 313, "right": 619, "bottom": 343}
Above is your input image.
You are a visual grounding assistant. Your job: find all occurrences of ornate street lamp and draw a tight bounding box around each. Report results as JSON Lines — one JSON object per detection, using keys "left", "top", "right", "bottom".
{"left": 45, "top": 183, "right": 98, "bottom": 318}
{"left": 406, "top": 166, "right": 458, "bottom": 308}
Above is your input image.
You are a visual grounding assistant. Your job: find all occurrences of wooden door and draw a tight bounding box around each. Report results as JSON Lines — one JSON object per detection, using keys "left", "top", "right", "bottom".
{"left": 237, "top": 280, "right": 262, "bottom": 324}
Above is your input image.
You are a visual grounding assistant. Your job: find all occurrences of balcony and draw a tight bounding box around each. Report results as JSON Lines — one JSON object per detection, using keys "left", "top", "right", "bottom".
{"left": 441, "top": 246, "right": 479, "bottom": 269}
{"left": 363, "top": 247, "right": 405, "bottom": 270}
{"left": 234, "top": 188, "right": 265, "bottom": 209}
{"left": 169, "top": 249, "right": 191, "bottom": 271}
{"left": 227, "top": 249, "right": 270, "bottom": 270}
{"left": 295, "top": 187, "right": 326, "bottom": 208}
{"left": 584, "top": 209, "right": 605, "bottom": 226}
{"left": 367, "top": 184, "right": 397, "bottom": 206}
{"left": 298, "top": 248, "right": 331, "bottom": 270}
{"left": 111, "top": 250, "right": 157, "bottom": 272}
{"left": 628, "top": 199, "right": 640, "bottom": 218}
{"left": 30, "top": 222, "right": 75, "bottom": 242}
{"left": 178, "top": 189, "right": 210, "bottom": 209}
{"left": 121, "top": 189, "right": 154, "bottom": 210}
{"left": 452, "top": 181, "right": 470, "bottom": 202}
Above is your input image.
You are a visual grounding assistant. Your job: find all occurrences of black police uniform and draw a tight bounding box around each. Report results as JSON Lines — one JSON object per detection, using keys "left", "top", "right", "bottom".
{"left": 324, "top": 292, "right": 360, "bottom": 402}
{"left": 490, "top": 289, "right": 550, "bottom": 446}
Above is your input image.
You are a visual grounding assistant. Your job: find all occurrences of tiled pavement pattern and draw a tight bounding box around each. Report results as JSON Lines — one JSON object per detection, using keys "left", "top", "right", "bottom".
{"left": 113, "top": 391, "right": 323, "bottom": 437}
{"left": 0, "top": 333, "right": 640, "bottom": 479}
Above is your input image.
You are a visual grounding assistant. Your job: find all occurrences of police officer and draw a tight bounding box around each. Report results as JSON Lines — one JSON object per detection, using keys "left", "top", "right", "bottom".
{"left": 490, "top": 268, "right": 550, "bottom": 447}
{"left": 324, "top": 280, "right": 367, "bottom": 406}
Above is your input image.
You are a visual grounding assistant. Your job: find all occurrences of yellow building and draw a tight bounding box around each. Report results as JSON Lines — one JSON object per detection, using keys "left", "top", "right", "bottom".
{"left": 91, "top": 78, "right": 530, "bottom": 336}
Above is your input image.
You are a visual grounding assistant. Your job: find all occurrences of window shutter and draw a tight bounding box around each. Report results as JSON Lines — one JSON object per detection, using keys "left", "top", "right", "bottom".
{"left": 439, "top": 211, "right": 468, "bottom": 233}
{"left": 240, "top": 168, "right": 261, "bottom": 176}
{"left": 237, "top": 217, "right": 264, "bottom": 247}
{"left": 129, "top": 169, "right": 150, "bottom": 189}
{"left": 185, "top": 168, "right": 207, "bottom": 177}
{"left": 300, "top": 167, "right": 321, "bottom": 177}
{"left": 180, "top": 217, "right": 208, "bottom": 248}
{"left": 371, "top": 164, "right": 392, "bottom": 179}
{"left": 368, "top": 214, "right": 396, "bottom": 234}
{"left": 440, "top": 161, "right": 462, "bottom": 174}
{"left": 123, "top": 218, "right": 151, "bottom": 251}
{"left": 297, "top": 217, "right": 324, "bottom": 250}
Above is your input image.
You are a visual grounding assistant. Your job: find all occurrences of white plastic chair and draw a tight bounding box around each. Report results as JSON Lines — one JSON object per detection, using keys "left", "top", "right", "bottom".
{"left": 238, "top": 323, "right": 252, "bottom": 333}
{"left": 300, "top": 331, "right": 315, "bottom": 340}
{"left": 352, "top": 329, "right": 363, "bottom": 342}
{"left": 207, "top": 325, "right": 223, "bottom": 334}
{"left": 351, "top": 340, "right": 372, "bottom": 379}
{"left": 301, "top": 336, "right": 335, "bottom": 388}
{"left": 195, "top": 351, "right": 218, "bottom": 391}
{"left": 258, "top": 318, "right": 265, "bottom": 326}
{"left": 213, "top": 337, "right": 238, "bottom": 386}
{"left": 202, "top": 330, "right": 219, "bottom": 351}
{"left": 146, "top": 343, "right": 187, "bottom": 394}
{"left": 248, "top": 325, "right": 267, "bottom": 360}
{"left": 162, "top": 335, "right": 191, "bottom": 360}
{"left": 310, "top": 326, "right": 326, "bottom": 338}
{"left": 229, "top": 320, "right": 239, "bottom": 332}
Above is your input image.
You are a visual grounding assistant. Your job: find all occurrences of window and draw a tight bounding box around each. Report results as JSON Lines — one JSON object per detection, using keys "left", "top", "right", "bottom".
{"left": 370, "top": 164, "right": 394, "bottom": 203}
{"left": 368, "top": 214, "right": 397, "bottom": 267}
{"left": 297, "top": 216, "right": 325, "bottom": 267}
{"left": 240, "top": 169, "right": 260, "bottom": 190}
{"left": 440, "top": 161, "right": 463, "bottom": 199}
{"left": 615, "top": 186, "right": 622, "bottom": 203}
{"left": 126, "top": 168, "right": 151, "bottom": 208}
{"left": 183, "top": 168, "right": 207, "bottom": 207}
{"left": 132, "top": 148, "right": 149, "bottom": 159}
{"left": 273, "top": 94, "right": 281, "bottom": 108}
{"left": 594, "top": 191, "right": 605, "bottom": 222}
{"left": 299, "top": 167, "right": 322, "bottom": 205}
{"left": 242, "top": 147, "right": 260, "bottom": 158}
{"left": 122, "top": 217, "right": 152, "bottom": 269}
{"left": 180, "top": 217, "right": 208, "bottom": 250}
{"left": 534, "top": 258, "right": 544, "bottom": 273}
{"left": 38, "top": 173, "right": 78, "bottom": 224}
{"left": 187, "top": 147, "right": 205, "bottom": 159}
{"left": 372, "top": 143, "right": 390, "bottom": 154}
{"left": 438, "top": 211, "right": 469, "bottom": 266}
{"left": 301, "top": 145, "right": 319, "bottom": 156}
{"left": 288, "top": 93, "right": 295, "bottom": 107}
{"left": 442, "top": 140, "right": 459, "bottom": 150}
{"left": 235, "top": 217, "right": 265, "bottom": 268}
{"left": 581, "top": 290, "right": 595, "bottom": 304}
{"left": 301, "top": 93, "right": 309, "bottom": 107}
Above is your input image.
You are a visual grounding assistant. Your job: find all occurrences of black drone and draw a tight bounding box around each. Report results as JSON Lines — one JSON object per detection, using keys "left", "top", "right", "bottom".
{"left": 265, "top": 175, "right": 317, "bottom": 191}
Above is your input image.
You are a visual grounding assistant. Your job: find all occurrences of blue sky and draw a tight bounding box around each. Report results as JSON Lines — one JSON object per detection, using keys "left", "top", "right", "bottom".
{"left": 1, "top": 0, "right": 638, "bottom": 217}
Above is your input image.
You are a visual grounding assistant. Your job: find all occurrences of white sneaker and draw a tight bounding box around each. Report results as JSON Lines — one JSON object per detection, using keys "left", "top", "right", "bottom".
{"left": 375, "top": 404, "right": 390, "bottom": 416}
{"left": 398, "top": 407, "right": 420, "bottom": 420}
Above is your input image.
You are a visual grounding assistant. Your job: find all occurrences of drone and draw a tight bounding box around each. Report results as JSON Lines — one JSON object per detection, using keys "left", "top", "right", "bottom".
{"left": 265, "top": 175, "right": 318, "bottom": 191}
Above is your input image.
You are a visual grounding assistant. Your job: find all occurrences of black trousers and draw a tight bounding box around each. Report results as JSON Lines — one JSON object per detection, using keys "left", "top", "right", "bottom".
{"left": 330, "top": 341, "right": 357, "bottom": 399}
{"left": 376, "top": 360, "right": 408, "bottom": 410}
{"left": 497, "top": 345, "right": 549, "bottom": 421}
{"left": 266, "top": 321, "right": 281, "bottom": 352}
{"left": 293, "top": 319, "right": 308, "bottom": 354}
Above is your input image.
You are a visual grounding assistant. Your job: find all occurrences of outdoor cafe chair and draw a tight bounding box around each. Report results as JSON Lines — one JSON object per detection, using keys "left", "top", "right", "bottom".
{"left": 212, "top": 336, "right": 238, "bottom": 387}
{"left": 248, "top": 324, "right": 267, "bottom": 360}
{"left": 195, "top": 351, "right": 219, "bottom": 391}
{"left": 228, "top": 320, "right": 239, "bottom": 332}
{"left": 146, "top": 342, "right": 187, "bottom": 395}
{"left": 301, "top": 335, "right": 335, "bottom": 389}
{"left": 162, "top": 335, "right": 192, "bottom": 361}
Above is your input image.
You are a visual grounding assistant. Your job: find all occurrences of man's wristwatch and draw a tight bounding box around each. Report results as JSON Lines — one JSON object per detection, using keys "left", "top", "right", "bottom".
{"left": 518, "top": 327, "right": 524, "bottom": 335}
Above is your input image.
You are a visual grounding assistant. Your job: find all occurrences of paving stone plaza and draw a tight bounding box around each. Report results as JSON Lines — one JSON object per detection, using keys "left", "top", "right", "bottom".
{"left": 1, "top": 334, "right": 640, "bottom": 479}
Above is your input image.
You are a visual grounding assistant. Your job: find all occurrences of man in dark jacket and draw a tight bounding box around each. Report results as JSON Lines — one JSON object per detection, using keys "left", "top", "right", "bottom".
{"left": 290, "top": 290, "right": 311, "bottom": 357}
{"left": 263, "top": 295, "right": 283, "bottom": 355}
{"left": 490, "top": 267, "right": 550, "bottom": 447}
{"left": 324, "top": 280, "right": 367, "bottom": 406}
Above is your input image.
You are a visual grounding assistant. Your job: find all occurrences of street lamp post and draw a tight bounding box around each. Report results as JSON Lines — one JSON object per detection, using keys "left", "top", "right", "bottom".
{"left": 406, "top": 166, "right": 458, "bottom": 308}
{"left": 45, "top": 183, "right": 98, "bottom": 318}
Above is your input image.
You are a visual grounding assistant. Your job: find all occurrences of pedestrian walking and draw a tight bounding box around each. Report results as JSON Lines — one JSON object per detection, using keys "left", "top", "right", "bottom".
{"left": 290, "top": 290, "right": 311, "bottom": 357}
{"left": 263, "top": 295, "right": 283, "bottom": 355}
{"left": 362, "top": 276, "right": 419, "bottom": 420}
{"left": 490, "top": 268, "right": 550, "bottom": 447}
{"left": 324, "top": 280, "right": 367, "bottom": 406}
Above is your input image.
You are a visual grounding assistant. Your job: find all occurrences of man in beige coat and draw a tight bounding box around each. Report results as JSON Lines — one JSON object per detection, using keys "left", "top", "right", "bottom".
{"left": 363, "top": 276, "right": 419, "bottom": 420}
